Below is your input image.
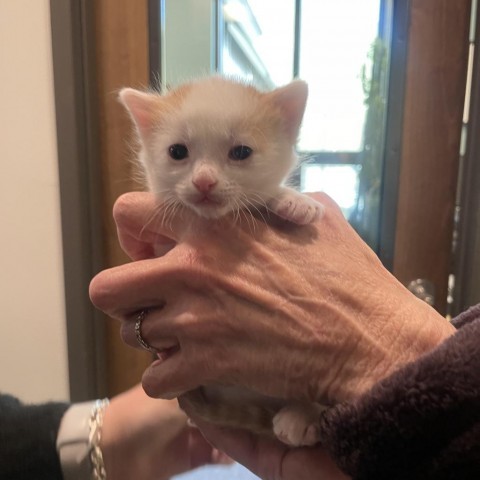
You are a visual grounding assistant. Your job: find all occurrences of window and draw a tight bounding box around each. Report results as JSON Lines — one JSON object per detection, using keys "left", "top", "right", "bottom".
{"left": 218, "top": 0, "right": 393, "bottom": 251}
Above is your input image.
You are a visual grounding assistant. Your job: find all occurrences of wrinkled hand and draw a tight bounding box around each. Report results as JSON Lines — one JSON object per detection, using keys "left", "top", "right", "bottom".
{"left": 90, "top": 192, "right": 454, "bottom": 404}
{"left": 100, "top": 385, "right": 230, "bottom": 480}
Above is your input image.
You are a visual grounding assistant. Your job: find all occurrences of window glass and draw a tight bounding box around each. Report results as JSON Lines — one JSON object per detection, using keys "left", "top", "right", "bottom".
{"left": 301, "top": 163, "right": 361, "bottom": 218}
{"left": 299, "top": 0, "right": 382, "bottom": 152}
{"left": 220, "top": 0, "right": 295, "bottom": 88}
{"left": 218, "top": 0, "right": 392, "bottom": 252}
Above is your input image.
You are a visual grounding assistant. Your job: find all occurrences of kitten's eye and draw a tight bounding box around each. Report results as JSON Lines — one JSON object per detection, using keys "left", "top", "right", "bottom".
{"left": 168, "top": 144, "right": 189, "bottom": 160}
{"left": 229, "top": 145, "right": 252, "bottom": 161}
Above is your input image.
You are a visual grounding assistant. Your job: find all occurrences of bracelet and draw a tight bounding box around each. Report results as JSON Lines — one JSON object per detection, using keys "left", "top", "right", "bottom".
{"left": 56, "top": 398, "right": 110, "bottom": 480}
{"left": 89, "top": 398, "right": 110, "bottom": 480}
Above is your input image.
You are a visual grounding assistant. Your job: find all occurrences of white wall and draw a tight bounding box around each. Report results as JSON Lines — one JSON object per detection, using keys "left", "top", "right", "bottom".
{"left": 0, "top": 0, "right": 69, "bottom": 402}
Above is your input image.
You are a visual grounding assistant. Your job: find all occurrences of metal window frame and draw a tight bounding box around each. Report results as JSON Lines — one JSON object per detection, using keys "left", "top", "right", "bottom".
{"left": 378, "top": 0, "right": 411, "bottom": 269}
{"left": 454, "top": 1, "right": 480, "bottom": 314}
{"left": 148, "top": 0, "right": 163, "bottom": 87}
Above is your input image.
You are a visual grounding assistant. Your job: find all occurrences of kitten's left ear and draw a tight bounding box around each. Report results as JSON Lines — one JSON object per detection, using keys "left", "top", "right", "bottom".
{"left": 268, "top": 80, "right": 308, "bottom": 143}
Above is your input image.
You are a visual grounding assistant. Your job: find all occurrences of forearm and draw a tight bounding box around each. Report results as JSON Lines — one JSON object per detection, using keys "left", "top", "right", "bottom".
{"left": 0, "top": 394, "right": 69, "bottom": 480}
{"left": 319, "top": 305, "right": 480, "bottom": 480}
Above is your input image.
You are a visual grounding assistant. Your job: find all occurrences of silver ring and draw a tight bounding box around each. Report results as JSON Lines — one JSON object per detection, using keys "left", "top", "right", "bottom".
{"left": 135, "top": 310, "right": 155, "bottom": 352}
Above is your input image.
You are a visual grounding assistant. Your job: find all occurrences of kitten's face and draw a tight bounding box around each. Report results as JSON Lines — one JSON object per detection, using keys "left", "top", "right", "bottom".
{"left": 120, "top": 78, "right": 308, "bottom": 219}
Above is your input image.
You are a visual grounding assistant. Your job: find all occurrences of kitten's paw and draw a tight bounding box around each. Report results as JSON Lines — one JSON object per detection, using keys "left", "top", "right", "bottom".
{"left": 272, "top": 405, "right": 322, "bottom": 447}
{"left": 269, "top": 192, "right": 324, "bottom": 225}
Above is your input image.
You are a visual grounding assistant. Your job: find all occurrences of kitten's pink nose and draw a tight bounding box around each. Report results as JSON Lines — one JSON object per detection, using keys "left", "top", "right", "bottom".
{"left": 192, "top": 177, "right": 217, "bottom": 193}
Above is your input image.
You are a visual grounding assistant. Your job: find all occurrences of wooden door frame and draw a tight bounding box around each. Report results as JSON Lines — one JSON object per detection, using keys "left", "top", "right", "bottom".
{"left": 51, "top": 0, "right": 159, "bottom": 399}
{"left": 378, "top": 0, "right": 411, "bottom": 270}
{"left": 392, "top": 0, "right": 472, "bottom": 314}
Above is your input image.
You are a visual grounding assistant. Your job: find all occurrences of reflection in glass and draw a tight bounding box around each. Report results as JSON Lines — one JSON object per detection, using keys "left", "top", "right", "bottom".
{"left": 220, "top": 0, "right": 295, "bottom": 88}
{"left": 218, "top": 0, "right": 393, "bottom": 252}
{"left": 298, "top": 0, "right": 382, "bottom": 152}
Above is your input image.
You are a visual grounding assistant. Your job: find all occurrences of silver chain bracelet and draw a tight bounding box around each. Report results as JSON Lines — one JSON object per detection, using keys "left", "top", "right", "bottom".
{"left": 88, "top": 398, "right": 110, "bottom": 480}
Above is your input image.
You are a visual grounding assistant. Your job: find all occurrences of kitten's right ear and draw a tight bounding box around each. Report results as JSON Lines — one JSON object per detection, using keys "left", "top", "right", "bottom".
{"left": 119, "top": 88, "right": 158, "bottom": 139}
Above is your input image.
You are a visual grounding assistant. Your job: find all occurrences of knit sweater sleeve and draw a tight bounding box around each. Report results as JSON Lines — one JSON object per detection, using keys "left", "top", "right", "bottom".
{"left": 0, "top": 393, "right": 70, "bottom": 480}
{"left": 319, "top": 304, "right": 480, "bottom": 480}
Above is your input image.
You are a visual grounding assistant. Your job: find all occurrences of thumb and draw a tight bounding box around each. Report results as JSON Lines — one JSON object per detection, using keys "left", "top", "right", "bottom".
{"left": 113, "top": 192, "right": 197, "bottom": 260}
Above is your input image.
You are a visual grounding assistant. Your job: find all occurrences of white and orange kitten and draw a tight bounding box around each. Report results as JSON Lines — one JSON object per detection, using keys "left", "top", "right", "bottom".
{"left": 120, "top": 76, "right": 324, "bottom": 447}
{"left": 119, "top": 76, "right": 323, "bottom": 225}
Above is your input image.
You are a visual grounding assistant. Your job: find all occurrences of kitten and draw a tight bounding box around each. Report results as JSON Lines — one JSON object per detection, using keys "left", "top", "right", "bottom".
{"left": 119, "top": 76, "right": 323, "bottom": 225}
{"left": 120, "top": 76, "right": 324, "bottom": 446}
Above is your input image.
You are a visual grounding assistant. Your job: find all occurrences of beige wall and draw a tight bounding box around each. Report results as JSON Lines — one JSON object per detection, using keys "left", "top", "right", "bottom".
{"left": 0, "top": 0, "right": 69, "bottom": 402}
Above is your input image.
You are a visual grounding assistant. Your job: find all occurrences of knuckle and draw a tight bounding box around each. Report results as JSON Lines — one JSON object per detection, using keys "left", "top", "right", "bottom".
{"left": 177, "top": 247, "right": 215, "bottom": 278}
{"left": 112, "top": 192, "right": 132, "bottom": 224}
{"left": 88, "top": 271, "right": 114, "bottom": 311}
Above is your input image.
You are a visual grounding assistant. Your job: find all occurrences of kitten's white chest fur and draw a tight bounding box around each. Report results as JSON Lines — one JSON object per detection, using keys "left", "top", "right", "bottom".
{"left": 120, "top": 76, "right": 324, "bottom": 446}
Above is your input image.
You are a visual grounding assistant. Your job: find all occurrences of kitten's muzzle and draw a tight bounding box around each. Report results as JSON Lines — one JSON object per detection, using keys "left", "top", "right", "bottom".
{"left": 195, "top": 195, "right": 221, "bottom": 205}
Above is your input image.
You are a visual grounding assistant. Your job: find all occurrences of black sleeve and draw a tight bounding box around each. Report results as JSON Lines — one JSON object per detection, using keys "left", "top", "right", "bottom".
{"left": 0, "top": 393, "right": 70, "bottom": 480}
{"left": 319, "top": 304, "right": 480, "bottom": 480}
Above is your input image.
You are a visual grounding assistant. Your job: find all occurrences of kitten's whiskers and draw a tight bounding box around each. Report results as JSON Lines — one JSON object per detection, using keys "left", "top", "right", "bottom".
{"left": 236, "top": 195, "right": 258, "bottom": 234}
{"left": 139, "top": 192, "right": 183, "bottom": 240}
{"left": 242, "top": 192, "right": 269, "bottom": 226}
{"left": 160, "top": 196, "right": 183, "bottom": 231}
{"left": 140, "top": 202, "right": 166, "bottom": 238}
{"left": 231, "top": 198, "right": 242, "bottom": 227}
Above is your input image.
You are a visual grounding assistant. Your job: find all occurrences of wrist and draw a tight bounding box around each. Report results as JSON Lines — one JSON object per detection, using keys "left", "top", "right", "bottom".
{"left": 355, "top": 299, "right": 455, "bottom": 398}
{"left": 325, "top": 287, "right": 456, "bottom": 403}
{"left": 319, "top": 315, "right": 480, "bottom": 479}
{"left": 99, "top": 388, "right": 190, "bottom": 480}
{"left": 99, "top": 399, "right": 128, "bottom": 480}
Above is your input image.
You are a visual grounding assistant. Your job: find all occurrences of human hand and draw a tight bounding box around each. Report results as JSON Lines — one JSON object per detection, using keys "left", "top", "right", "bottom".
{"left": 100, "top": 384, "right": 230, "bottom": 480}
{"left": 180, "top": 400, "right": 350, "bottom": 480}
{"left": 90, "top": 192, "right": 454, "bottom": 404}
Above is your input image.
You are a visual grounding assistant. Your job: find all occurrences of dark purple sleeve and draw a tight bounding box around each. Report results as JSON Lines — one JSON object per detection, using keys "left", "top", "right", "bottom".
{"left": 319, "top": 304, "right": 480, "bottom": 480}
{"left": 0, "top": 394, "right": 70, "bottom": 480}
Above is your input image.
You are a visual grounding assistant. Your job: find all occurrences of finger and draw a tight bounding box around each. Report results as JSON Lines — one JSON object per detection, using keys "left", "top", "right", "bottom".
{"left": 119, "top": 307, "right": 179, "bottom": 353}
{"left": 114, "top": 191, "right": 336, "bottom": 262}
{"left": 113, "top": 192, "right": 197, "bottom": 260}
{"left": 114, "top": 192, "right": 317, "bottom": 259}
{"left": 211, "top": 449, "right": 234, "bottom": 465}
{"left": 89, "top": 257, "right": 181, "bottom": 319}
